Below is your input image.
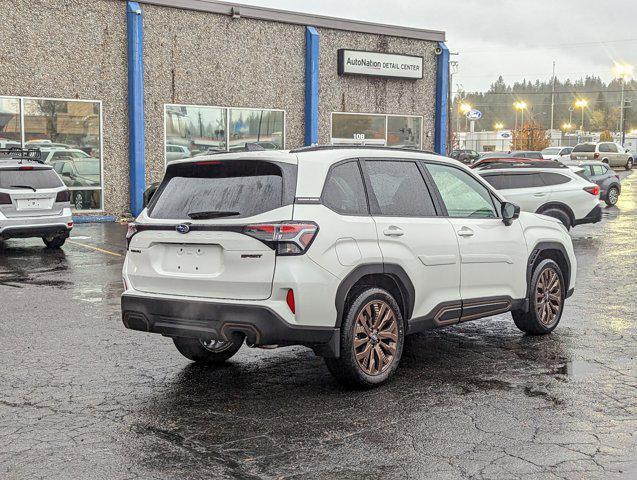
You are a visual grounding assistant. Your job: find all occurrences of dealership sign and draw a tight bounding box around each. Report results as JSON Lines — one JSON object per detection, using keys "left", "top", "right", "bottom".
{"left": 466, "top": 109, "right": 482, "bottom": 120}
{"left": 337, "top": 49, "right": 423, "bottom": 79}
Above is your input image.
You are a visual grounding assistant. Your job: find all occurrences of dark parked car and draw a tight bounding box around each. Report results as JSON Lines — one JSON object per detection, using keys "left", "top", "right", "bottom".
{"left": 565, "top": 160, "right": 621, "bottom": 206}
{"left": 509, "top": 150, "right": 544, "bottom": 160}
{"left": 450, "top": 149, "right": 480, "bottom": 164}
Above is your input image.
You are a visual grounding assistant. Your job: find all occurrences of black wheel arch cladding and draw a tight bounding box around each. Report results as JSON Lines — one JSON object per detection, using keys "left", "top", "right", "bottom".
{"left": 335, "top": 264, "right": 415, "bottom": 327}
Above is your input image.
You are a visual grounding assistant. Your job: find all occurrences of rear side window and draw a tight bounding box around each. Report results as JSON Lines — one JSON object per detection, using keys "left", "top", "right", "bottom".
{"left": 322, "top": 161, "right": 368, "bottom": 215}
{"left": 599, "top": 143, "right": 611, "bottom": 152}
{"left": 0, "top": 168, "right": 63, "bottom": 190}
{"left": 148, "top": 160, "right": 295, "bottom": 220}
{"left": 541, "top": 172, "right": 571, "bottom": 186}
{"left": 365, "top": 160, "right": 436, "bottom": 216}
{"left": 592, "top": 165, "right": 606, "bottom": 175}
{"left": 573, "top": 144, "right": 595, "bottom": 153}
{"left": 482, "top": 173, "right": 544, "bottom": 190}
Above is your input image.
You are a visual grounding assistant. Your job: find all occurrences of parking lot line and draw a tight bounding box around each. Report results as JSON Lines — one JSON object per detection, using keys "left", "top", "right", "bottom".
{"left": 67, "top": 239, "right": 123, "bottom": 257}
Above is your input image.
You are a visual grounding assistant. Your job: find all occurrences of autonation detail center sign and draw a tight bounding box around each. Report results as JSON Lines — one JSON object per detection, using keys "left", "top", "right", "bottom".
{"left": 337, "top": 49, "right": 423, "bottom": 79}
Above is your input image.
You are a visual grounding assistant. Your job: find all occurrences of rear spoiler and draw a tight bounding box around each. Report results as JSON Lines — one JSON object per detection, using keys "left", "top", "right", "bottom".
{"left": 0, "top": 147, "right": 44, "bottom": 163}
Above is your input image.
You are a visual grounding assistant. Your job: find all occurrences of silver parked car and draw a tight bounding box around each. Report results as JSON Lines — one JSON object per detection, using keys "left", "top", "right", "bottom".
{"left": 0, "top": 148, "right": 73, "bottom": 248}
{"left": 571, "top": 142, "right": 633, "bottom": 170}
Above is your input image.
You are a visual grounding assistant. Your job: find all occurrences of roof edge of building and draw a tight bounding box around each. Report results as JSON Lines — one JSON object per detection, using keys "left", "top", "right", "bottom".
{"left": 137, "top": 0, "right": 446, "bottom": 42}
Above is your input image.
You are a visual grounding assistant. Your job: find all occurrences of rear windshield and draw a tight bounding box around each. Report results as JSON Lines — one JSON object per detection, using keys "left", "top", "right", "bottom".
{"left": 542, "top": 148, "right": 560, "bottom": 155}
{"left": 148, "top": 160, "right": 296, "bottom": 220}
{"left": 0, "top": 168, "right": 63, "bottom": 190}
{"left": 573, "top": 144, "right": 595, "bottom": 153}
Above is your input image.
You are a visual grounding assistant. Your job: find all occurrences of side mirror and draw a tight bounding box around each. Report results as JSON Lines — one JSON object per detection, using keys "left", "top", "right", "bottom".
{"left": 501, "top": 201, "right": 520, "bottom": 226}
{"left": 143, "top": 182, "right": 160, "bottom": 208}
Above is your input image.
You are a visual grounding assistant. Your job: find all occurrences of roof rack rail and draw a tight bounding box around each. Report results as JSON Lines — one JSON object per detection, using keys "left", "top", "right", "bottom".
{"left": 477, "top": 161, "right": 567, "bottom": 170}
{"left": 289, "top": 145, "right": 439, "bottom": 155}
{"left": 0, "top": 147, "right": 44, "bottom": 163}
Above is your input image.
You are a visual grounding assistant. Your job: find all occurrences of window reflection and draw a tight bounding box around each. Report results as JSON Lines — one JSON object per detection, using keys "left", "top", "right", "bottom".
{"left": 20, "top": 98, "right": 102, "bottom": 210}
{"left": 0, "top": 97, "right": 21, "bottom": 147}
{"left": 331, "top": 113, "right": 422, "bottom": 149}
{"left": 165, "top": 105, "right": 226, "bottom": 157}
{"left": 229, "top": 109, "right": 284, "bottom": 151}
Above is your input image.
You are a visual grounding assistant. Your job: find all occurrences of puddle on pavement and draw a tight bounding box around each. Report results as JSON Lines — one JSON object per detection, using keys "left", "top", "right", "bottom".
{"left": 548, "top": 359, "right": 603, "bottom": 378}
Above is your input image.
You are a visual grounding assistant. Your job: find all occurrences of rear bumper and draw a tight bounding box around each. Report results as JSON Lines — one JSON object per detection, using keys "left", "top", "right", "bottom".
{"left": 0, "top": 223, "right": 71, "bottom": 239}
{"left": 121, "top": 294, "right": 340, "bottom": 357}
{"left": 574, "top": 204, "right": 602, "bottom": 226}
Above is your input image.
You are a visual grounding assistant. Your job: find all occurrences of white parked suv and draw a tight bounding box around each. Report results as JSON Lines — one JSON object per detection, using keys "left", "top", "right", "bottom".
{"left": 478, "top": 163, "right": 602, "bottom": 230}
{"left": 0, "top": 148, "right": 73, "bottom": 248}
{"left": 121, "top": 147, "right": 577, "bottom": 387}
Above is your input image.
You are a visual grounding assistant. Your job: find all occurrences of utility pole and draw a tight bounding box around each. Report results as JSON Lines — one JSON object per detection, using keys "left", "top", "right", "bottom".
{"left": 550, "top": 61, "right": 556, "bottom": 131}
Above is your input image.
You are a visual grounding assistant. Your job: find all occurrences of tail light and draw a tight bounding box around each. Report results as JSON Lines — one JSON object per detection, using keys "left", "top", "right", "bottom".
{"left": 593, "top": 152, "right": 600, "bottom": 159}
{"left": 243, "top": 222, "right": 319, "bottom": 256}
{"left": 126, "top": 223, "right": 138, "bottom": 249}
{"left": 55, "top": 189, "right": 71, "bottom": 202}
{"left": 0, "top": 192, "right": 11, "bottom": 205}
{"left": 286, "top": 289, "right": 296, "bottom": 314}
{"left": 584, "top": 185, "right": 600, "bottom": 196}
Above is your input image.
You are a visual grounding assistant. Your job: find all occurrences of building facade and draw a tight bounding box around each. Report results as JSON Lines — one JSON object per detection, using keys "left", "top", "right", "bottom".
{"left": 0, "top": 0, "right": 448, "bottom": 215}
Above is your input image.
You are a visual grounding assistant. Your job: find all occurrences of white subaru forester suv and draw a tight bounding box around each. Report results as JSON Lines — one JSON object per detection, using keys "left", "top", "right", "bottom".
{"left": 122, "top": 147, "right": 576, "bottom": 388}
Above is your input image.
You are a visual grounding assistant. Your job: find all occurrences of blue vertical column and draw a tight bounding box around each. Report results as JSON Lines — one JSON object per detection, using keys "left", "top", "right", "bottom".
{"left": 127, "top": 1, "right": 146, "bottom": 216}
{"left": 305, "top": 27, "right": 319, "bottom": 146}
{"left": 434, "top": 42, "right": 450, "bottom": 155}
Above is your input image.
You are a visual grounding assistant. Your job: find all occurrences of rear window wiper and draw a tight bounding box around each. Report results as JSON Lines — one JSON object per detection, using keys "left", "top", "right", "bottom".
{"left": 9, "top": 185, "right": 36, "bottom": 191}
{"left": 187, "top": 210, "right": 241, "bottom": 219}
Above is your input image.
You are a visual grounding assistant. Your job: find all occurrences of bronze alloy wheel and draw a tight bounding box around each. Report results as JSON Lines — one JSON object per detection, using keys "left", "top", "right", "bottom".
{"left": 353, "top": 300, "right": 399, "bottom": 376}
{"left": 535, "top": 267, "right": 562, "bottom": 326}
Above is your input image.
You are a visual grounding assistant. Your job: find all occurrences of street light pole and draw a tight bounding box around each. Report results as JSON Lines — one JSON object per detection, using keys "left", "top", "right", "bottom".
{"left": 620, "top": 77, "right": 626, "bottom": 144}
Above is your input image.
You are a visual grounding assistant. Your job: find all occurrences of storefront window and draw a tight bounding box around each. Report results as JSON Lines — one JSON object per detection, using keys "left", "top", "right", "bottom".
{"left": 3, "top": 97, "right": 102, "bottom": 210}
{"left": 331, "top": 112, "right": 422, "bottom": 149}
{"left": 0, "top": 97, "right": 22, "bottom": 147}
{"left": 229, "top": 109, "right": 284, "bottom": 151}
{"left": 331, "top": 113, "right": 386, "bottom": 145}
{"left": 164, "top": 105, "right": 285, "bottom": 162}
{"left": 165, "top": 105, "right": 226, "bottom": 157}
{"left": 387, "top": 116, "right": 422, "bottom": 149}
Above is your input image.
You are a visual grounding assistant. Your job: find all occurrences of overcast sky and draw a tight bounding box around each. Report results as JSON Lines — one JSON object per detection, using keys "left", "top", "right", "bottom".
{"left": 234, "top": 0, "right": 636, "bottom": 94}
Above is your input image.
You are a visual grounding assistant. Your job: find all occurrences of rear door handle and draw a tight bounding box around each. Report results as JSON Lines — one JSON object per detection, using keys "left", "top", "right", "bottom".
{"left": 533, "top": 193, "right": 546, "bottom": 197}
{"left": 457, "top": 227, "right": 474, "bottom": 237}
{"left": 383, "top": 226, "right": 404, "bottom": 237}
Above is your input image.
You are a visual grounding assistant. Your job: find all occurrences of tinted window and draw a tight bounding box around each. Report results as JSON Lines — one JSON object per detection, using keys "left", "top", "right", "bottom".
{"left": 427, "top": 164, "right": 498, "bottom": 218}
{"left": 366, "top": 160, "right": 436, "bottom": 216}
{"left": 599, "top": 143, "right": 611, "bottom": 152}
{"left": 149, "top": 160, "right": 293, "bottom": 220}
{"left": 322, "top": 161, "right": 368, "bottom": 215}
{"left": 481, "top": 173, "right": 544, "bottom": 190}
{"left": 0, "top": 168, "right": 63, "bottom": 189}
{"left": 541, "top": 172, "right": 571, "bottom": 186}
{"left": 573, "top": 144, "right": 595, "bottom": 153}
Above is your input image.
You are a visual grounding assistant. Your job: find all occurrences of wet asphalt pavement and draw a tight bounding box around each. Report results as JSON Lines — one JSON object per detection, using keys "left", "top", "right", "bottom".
{"left": 1, "top": 174, "right": 636, "bottom": 480}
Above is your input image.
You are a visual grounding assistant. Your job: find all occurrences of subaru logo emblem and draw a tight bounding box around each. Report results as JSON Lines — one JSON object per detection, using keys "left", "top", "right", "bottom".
{"left": 176, "top": 224, "right": 190, "bottom": 234}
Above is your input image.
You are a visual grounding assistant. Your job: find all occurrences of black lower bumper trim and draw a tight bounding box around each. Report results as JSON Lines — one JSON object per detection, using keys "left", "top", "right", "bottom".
{"left": 121, "top": 294, "right": 340, "bottom": 357}
{"left": 574, "top": 204, "right": 602, "bottom": 226}
{"left": 0, "top": 225, "right": 70, "bottom": 239}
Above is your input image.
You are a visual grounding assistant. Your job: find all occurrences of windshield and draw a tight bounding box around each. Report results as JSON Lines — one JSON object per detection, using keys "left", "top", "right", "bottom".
{"left": 0, "top": 168, "right": 63, "bottom": 190}
{"left": 74, "top": 159, "right": 100, "bottom": 176}
{"left": 148, "top": 160, "right": 296, "bottom": 220}
{"left": 573, "top": 144, "right": 595, "bottom": 153}
{"left": 542, "top": 148, "right": 560, "bottom": 155}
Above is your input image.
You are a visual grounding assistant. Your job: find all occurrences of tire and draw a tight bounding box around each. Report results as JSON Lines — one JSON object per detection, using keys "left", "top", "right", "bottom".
{"left": 626, "top": 158, "right": 633, "bottom": 171}
{"left": 173, "top": 337, "right": 242, "bottom": 364}
{"left": 324, "top": 288, "right": 405, "bottom": 388}
{"left": 512, "top": 259, "right": 565, "bottom": 335}
{"left": 605, "top": 186, "right": 620, "bottom": 206}
{"left": 43, "top": 234, "right": 67, "bottom": 249}
{"left": 74, "top": 192, "right": 84, "bottom": 210}
{"left": 540, "top": 208, "right": 571, "bottom": 230}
